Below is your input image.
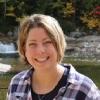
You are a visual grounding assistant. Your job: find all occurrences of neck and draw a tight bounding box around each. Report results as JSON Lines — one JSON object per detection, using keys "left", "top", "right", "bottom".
{"left": 32, "top": 64, "right": 65, "bottom": 94}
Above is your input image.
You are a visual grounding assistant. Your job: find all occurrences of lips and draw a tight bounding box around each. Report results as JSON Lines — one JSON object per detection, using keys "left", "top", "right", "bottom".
{"left": 35, "top": 56, "right": 49, "bottom": 63}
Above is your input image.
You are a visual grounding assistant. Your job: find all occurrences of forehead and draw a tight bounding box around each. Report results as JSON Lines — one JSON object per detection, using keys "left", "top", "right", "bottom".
{"left": 27, "top": 27, "right": 51, "bottom": 41}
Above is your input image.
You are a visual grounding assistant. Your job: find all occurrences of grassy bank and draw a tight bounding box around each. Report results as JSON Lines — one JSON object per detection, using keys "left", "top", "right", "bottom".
{"left": 0, "top": 73, "right": 14, "bottom": 100}
{"left": 0, "top": 58, "right": 100, "bottom": 99}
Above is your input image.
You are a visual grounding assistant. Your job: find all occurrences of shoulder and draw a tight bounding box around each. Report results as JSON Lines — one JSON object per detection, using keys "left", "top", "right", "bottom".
{"left": 74, "top": 71, "right": 100, "bottom": 99}
{"left": 7, "top": 68, "right": 33, "bottom": 94}
{"left": 63, "top": 63, "right": 96, "bottom": 86}
{"left": 11, "top": 70, "right": 29, "bottom": 80}
{"left": 7, "top": 69, "right": 33, "bottom": 99}
{"left": 9, "top": 68, "right": 33, "bottom": 86}
{"left": 63, "top": 64, "right": 100, "bottom": 99}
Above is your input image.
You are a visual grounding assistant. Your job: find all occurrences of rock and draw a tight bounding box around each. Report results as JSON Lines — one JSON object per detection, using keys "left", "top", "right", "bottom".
{"left": 65, "top": 35, "right": 100, "bottom": 59}
{"left": 0, "top": 63, "right": 11, "bottom": 73}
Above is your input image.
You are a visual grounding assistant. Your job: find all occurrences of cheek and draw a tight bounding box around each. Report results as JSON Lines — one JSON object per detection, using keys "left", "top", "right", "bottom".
{"left": 49, "top": 47, "right": 58, "bottom": 59}
{"left": 25, "top": 46, "right": 33, "bottom": 58}
{"left": 25, "top": 49, "right": 35, "bottom": 58}
{"left": 25, "top": 50, "right": 35, "bottom": 65}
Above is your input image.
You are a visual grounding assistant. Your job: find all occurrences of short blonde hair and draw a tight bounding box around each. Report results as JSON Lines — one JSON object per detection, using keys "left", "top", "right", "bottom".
{"left": 18, "top": 14, "right": 67, "bottom": 63}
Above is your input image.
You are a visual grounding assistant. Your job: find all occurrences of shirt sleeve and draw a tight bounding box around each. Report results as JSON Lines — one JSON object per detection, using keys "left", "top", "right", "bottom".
{"left": 86, "top": 83, "right": 100, "bottom": 100}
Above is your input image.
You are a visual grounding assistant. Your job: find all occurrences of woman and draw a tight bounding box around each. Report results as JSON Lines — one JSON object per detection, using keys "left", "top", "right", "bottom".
{"left": 7, "top": 14, "right": 100, "bottom": 100}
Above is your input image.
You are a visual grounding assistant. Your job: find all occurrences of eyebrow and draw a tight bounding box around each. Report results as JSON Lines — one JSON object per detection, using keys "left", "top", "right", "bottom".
{"left": 29, "top": 37, "right": 51, "bottom": 42}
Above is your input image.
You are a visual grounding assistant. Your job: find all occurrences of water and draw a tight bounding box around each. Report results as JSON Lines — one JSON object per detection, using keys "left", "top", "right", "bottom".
{"left": 0, "top": 42, "right": 15, "bottom": 53}
{"left": 0, "top": 42, "right": 18, "bottom": 57}
{"left": 0, "top": 57, "right": 18, "bottom": 66}
{"left": 0, "top": 57, "right": 28, "bottom": 73}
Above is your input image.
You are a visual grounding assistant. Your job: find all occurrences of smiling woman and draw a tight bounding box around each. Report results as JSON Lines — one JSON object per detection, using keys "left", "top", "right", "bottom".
{"left": 25, "top": 27, "right": 58, "bottom": 71}
{"left": 6, "top": 14, "right": 100, "bottom": 100}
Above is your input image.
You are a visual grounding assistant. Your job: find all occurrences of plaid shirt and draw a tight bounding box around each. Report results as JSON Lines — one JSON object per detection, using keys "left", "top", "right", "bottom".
{"left": 6, "top": 64, "right": 100, "bottom": 100}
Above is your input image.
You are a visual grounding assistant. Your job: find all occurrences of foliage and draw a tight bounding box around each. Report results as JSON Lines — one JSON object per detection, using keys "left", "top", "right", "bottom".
{"left": 63, "top": 2, "right": 75, "bottom": 17}
{"left": 81, "top": 14, "right": 100, "bottom": 30}
{"left": 81, "top": 5, "right": 100, "bottom": 31}
{"left": 0, "top": 0, "right": 100, "bottom": 35}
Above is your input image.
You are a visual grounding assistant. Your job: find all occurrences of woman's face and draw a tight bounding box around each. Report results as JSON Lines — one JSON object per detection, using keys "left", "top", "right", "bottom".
{"left": 25, "top": 27, "right": 58, "bottom": 71}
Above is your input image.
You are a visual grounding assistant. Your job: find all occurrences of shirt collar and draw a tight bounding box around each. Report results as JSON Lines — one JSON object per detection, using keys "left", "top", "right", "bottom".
{"left": 64, "top": 64, "right": 85, "bottom": 85}
{"left": 21, "top": 64, "right": 82, "bottom": 86}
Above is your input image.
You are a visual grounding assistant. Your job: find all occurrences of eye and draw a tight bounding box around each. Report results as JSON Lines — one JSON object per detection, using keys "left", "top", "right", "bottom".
{"left": 28, "top": 43, "right": 37, "bottom": 47}
{"left": 44, "top": 41, "right": 52, "bottom": 45}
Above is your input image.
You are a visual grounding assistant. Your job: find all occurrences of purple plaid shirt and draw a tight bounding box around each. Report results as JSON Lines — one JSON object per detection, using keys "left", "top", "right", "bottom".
{"left": 6, "top": 64, "right": 100, "bottom": 100}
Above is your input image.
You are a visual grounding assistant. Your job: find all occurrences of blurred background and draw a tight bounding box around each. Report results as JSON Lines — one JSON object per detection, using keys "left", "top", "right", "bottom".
{"left": 0, "top": 0, "right": 100, "bottom": 99}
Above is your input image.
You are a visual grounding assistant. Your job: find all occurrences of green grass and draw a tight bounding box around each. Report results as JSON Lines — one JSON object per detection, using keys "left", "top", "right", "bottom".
{"left": 0, "top": 73, "right": 14, "bottom": 100}
{"left": 0, "top": 58, "right": 100, "bottom": 100}
{"left": 0, "top": 89, "right": 7, "bottom": 100}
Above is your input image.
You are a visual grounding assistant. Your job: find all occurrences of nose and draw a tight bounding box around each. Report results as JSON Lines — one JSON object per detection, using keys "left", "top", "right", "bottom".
{"left": 36, "top": 44, "right": 46, "bottom": 54}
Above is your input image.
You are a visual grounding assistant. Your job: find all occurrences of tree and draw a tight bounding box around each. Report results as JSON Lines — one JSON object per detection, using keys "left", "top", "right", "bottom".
{"left": 80, "top": 1, "right": 100, "bottom": 32}
{"left": 0, "top": 0, "right": 100, "bottom": 35}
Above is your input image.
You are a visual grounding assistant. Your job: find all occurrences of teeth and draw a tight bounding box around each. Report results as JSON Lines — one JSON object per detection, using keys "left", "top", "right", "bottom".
{"left": 35, "top": 57, "right": 48, "bottom": 62}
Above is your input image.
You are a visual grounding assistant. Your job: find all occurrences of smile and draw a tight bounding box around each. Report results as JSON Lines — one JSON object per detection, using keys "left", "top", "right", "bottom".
{"left": 35, "top": 57, "right": 49, "bottom": 63}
